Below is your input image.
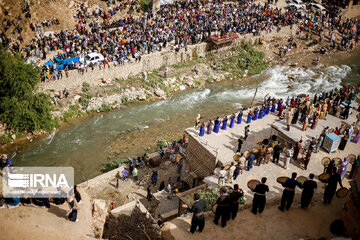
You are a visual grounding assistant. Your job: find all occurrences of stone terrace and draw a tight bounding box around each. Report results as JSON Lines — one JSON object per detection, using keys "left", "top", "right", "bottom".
{"left": 185, "top": 105, "right": 359, "bottom": 201}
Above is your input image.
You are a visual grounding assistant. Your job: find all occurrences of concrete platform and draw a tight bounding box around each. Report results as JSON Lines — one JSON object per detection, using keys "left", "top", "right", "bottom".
{"left": 186, "top": 105, "right": 359, "bottom": 202}
{"left": 185, "top": 110, "right": 279, "bottom": 167}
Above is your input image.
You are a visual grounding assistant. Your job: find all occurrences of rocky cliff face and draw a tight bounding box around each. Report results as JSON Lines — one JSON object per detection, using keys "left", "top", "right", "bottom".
{"left": 341, "top": 175, "right": 360, "bottom": 238}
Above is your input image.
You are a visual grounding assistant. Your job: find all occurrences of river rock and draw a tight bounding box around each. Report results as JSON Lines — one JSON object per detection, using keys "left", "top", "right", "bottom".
{"left": 68, "top": 1, "right": 75, "bottom": 8}
{"left": 138, "top": 92, "right": 147, "bottom": 100}
{"left": 155, "top": 88, "right": 166, "bottom": 98}
{"left": 74, "top": 95, "right": 81, "bottom": 101}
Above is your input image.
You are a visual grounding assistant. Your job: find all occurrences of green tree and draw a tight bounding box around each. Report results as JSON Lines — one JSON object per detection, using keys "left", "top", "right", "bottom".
{"left": 0, "top": 49, "right": 56, "bottom": 131}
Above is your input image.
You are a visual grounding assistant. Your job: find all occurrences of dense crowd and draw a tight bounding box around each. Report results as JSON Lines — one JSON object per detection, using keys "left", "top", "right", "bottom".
{"left": 198, "top": 86, "right": 360, "bottom": 177}
{"left": 1, "top": 0, "right": 359, "bottom": 81}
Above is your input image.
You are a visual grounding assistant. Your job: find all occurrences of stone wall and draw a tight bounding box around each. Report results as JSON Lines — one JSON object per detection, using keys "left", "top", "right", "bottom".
{"left": 184, "top": 133, "right": 217, "bottom": 186}
{"left": 111, "top": 39, "right": 243, "bottom": 80}
{"left": 341, "top": 175, "right": 360, "bottom": 238}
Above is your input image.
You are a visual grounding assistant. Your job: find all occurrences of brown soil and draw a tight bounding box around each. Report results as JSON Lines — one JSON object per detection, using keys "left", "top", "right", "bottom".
{"left": 161, "top": 193, "right": 349, "bottom": 240}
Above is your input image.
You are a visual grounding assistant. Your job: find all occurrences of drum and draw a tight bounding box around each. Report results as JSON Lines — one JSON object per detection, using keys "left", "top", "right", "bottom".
{"left": 296, "top": 176, "right": 308, "bottom": 185}
{"left": 214, "top": 168, "right": 220, "bottom": 176}
{"left": 247, "top": 179, "right": 260, "bottom": 191}
{"left": 233, "top": 154, "right": 241, "bottom": 161}
{"left": 336, "top": 187, "right": 349, "bottom": 198}
{"left": 212, "top": 204, "right": 217, "bottom": 214}
{"left": 244, "top": 151, "right": 251, "bottom": 158}
{"left": 271, "top": 141, "right": 278, "bottom": 147}
{"left": 347, "top": 154, "right": 356, "bottom": 164}
{"left": 319, "top": 172, "right": 331, "bottom": 182}
{"left": 252, "top": 147, "right": 260, "bottom": 154}
{"left": 277, "top": 176, "right": 289, "bottom": 184}
{"left": 334, "top": 157, "right": 342, "bottom": 166}
{"left": 224, "top": 164, "right": 231, "bottom": 170}
{"left": 282, "top": 146, "right": 287, "bottom": 153}
{"left": 321, "top": 157, "right": 331, "bottom": 167}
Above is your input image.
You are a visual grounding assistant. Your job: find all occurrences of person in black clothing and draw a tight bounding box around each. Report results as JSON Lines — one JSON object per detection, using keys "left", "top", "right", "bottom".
{"left": 244, "top": 125, "right": 250, "bottom": 140}
{"left": 342, "top": 105, "right": 350, "bottom": 119}
{"left": 229, "top": 184, "right": 243, "bottom": 220}
{"left": 325, "top": 159, "right": 336, "bottom": 173}
{"left": 300, "top": 173, "right": 317, "bottom": 208}
{"left": 251, "top": 177, "right": 269, "bottom": 215}
{"left": 147, "top": 185, "right": 153, "bottom": 201}
{"left": 236, "top": 137, "right": 244, "bottom": 152}
{"left": 182, "top": 193, "right": 207, "bottom": 234}
{"left": 74, "top": 185, "right": 82, "bottom": 203}
{"left": 323, "top": 167, "right": 343, "bottom": 204}
{"left": 273, "top": 143, "right": 282, "bottom": 163}
{"left": 214, "top": 187, "right": 231, "bottom": 228}
{"left": 278, "top": 172, "right": 302, "bottom": 211}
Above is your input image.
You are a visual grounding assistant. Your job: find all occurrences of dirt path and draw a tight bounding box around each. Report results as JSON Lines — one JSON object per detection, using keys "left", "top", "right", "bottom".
{"left": 161, "top": 194, "right": 347, "bottom": 240}
{"left": 0, "top": 187, "right": 93, "bottom": 240}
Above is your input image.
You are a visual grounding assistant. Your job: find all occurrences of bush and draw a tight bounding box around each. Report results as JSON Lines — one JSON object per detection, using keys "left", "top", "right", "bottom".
{"left": 157, "top": 140, "right": 167, "bottom": 148}
{"left": 79, "top": 94, "right": 90, "bottom": 108}
{"left": 101, "top": 158, "right": 130, "bottom": 173}
{"left": 0, "top": 49, "right": 57, "bottom": 131}
{"left": 62, "top": 105, "right": 82, "bottom": 122}
{"left": 197, "top": 185, "right": 220, "bottom": 212}
{"left": 100, "top": 103, "right": 111, "bottom": 112}
{"left": 82, "top": 82, "right": 90, "bottom": 93}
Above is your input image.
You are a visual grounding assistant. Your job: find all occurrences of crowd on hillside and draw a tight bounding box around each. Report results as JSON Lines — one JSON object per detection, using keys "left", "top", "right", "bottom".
{"left": 0, "top": 0, "right": 359, "bottom": 79}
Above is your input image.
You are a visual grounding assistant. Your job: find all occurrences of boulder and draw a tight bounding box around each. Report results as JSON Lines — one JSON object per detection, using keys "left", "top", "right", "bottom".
{"left": 138, "top": 93, "right": 147, "bottom": 100}
{"left": 155, "top": 88, "right": 166, "bottom": 98}
{"left": 142, "top": 71, "right": 148, "bottom": 82}
{"left": 74, "top": 95, "right": 81, "bottom": 101}
{"left": 68, "top": 1, "right": 75, "bottom": 8}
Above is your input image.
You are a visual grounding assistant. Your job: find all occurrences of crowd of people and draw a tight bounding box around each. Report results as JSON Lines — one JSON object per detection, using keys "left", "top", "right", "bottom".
{"left": 180, "top": 85, "right": 360, "bottom": 234}
{"left": 182, "top": 159, "right": 358, "bottom": 234}
{"left": 0, "top": 183, "right": 82, "bottom": 222}
{"left": 197, "top": 86, "right": 359, "bottom": 176}
{"left": 1, "top": 0, "right": 359, "bottom": 80}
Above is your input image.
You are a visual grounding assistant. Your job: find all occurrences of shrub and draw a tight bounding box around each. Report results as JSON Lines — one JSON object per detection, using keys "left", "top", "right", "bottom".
{"left": 197, "top": 185, "right": 221, "bottom": 212}
{"left": 101, "top": 158, "right": 130, "bottom": 173}
{"left": 82, "top": 82, "right": 90, "bottom": 93}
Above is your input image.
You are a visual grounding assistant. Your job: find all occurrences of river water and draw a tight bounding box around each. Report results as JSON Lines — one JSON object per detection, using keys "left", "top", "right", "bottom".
{"left": 8, "top": 57, "right": 358, "bottom": 183}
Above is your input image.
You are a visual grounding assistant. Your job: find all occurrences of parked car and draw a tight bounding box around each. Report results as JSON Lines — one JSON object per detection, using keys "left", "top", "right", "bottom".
{"left": 79, "top": 53, "right": 104, "bottom": 66}
{"left": 44, "top": 53, "right": 79, "bottom": 70}
{"left": 289, "top": 0, "right": 306, "bottom": 8}
{"left": 288, "top": 3, "right": 306, "bottom": 11}
{"left": 307, "top": 3, "right": 327, "bottom": 14}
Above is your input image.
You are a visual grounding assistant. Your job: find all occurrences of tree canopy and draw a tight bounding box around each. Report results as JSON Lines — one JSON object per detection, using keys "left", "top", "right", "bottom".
{"left": 0, "top": 49, "right": 56, "bottom": 131}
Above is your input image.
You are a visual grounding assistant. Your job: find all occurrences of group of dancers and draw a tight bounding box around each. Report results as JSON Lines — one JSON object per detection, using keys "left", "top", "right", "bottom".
{"left": 195, "top": 103, "right": 273, "bottom": 137}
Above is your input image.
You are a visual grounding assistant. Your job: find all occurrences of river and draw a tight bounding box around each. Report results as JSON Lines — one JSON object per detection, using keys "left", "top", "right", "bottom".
{"left": 8, "top": 58, "right": 358, "bottom": 183}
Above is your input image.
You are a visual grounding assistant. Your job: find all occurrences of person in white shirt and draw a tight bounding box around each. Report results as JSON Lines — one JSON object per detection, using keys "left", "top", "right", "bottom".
{"left": 218, "top": 167, "right": 227, "bottom": 186}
